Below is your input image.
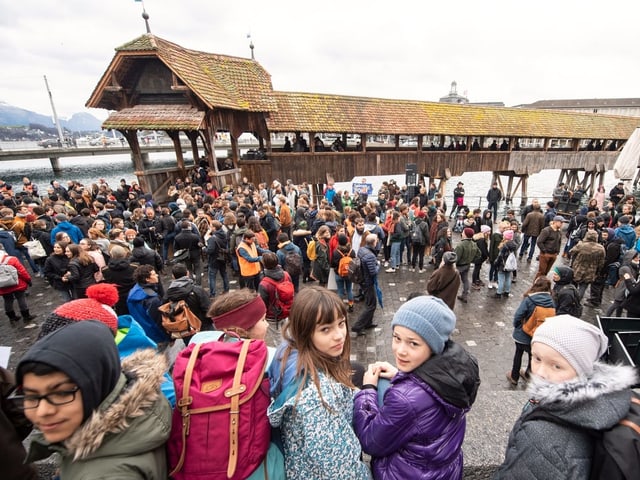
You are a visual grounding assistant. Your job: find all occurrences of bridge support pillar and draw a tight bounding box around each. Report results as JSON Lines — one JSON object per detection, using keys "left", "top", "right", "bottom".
{"left": 49, "top": 157, "right": 61, "bottom": 175}
{"left": 132, "top": 152, "right": 151, "bottom": 168}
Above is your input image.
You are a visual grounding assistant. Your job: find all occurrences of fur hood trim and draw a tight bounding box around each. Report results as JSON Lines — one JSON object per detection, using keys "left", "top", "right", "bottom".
{"left": 65, "top": 348, "right": 167, "bottom": 460}
{"left": 527, "top": 361, "right": 637, "bottom": 405}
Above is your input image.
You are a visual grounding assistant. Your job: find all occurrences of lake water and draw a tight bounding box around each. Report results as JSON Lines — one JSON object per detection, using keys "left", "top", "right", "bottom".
{"left": 0, "top": 140, "right": 621, "bottom": 206}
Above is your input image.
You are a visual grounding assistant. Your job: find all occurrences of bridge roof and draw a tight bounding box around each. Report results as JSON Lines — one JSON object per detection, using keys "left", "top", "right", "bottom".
{"left": 86, "top": 34, "right": 277, "bottom": 112}
{"left": 102, "top": 105, "right": 205, "bottom": 130}
{"left": 267, "top": 91, "right": 640, "bottom": 139}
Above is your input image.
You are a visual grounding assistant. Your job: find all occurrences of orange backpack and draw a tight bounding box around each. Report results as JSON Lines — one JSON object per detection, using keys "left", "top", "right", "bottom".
{"left": 522, "top": 305, "right": 556, "bottom": 336}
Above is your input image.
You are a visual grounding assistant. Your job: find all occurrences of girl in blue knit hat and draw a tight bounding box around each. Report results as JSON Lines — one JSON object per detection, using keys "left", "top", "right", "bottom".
{"left": 353, "top": 295, "right": 480, "bottom": 480}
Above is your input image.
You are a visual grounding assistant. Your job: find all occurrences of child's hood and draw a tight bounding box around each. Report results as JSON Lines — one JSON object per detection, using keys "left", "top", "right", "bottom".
{"left": 413, "top": 340, "right": 480, "bottom": 409}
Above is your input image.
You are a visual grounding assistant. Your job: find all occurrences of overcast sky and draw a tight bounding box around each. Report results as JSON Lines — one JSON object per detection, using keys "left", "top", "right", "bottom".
{"left": 1, "top": 0, "right": 638, "bottom": 121}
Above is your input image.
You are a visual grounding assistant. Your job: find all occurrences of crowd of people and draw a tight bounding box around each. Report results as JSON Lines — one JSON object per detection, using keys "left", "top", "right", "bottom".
{"left": 0, "top": 170, "right": 639, "bottom": 479}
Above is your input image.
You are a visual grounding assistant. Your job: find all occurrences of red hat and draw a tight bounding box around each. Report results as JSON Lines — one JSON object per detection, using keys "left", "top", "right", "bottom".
{"left": 39, "top": 284, "right": 119, "bottom": 338}
{"left": 212, "top": 295, "right": 266, "bottom": 332}
{"left": 463, "top": 227, "right": 475, "bottom": 238}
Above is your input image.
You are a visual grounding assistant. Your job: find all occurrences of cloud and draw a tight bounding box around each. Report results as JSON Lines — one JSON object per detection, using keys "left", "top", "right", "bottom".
{"left": 1, "top": 0, "right": 639, "bottom": 119}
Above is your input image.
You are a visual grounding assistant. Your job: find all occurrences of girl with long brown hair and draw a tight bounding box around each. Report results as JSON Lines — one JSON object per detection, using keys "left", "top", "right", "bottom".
{"left": 267, "top": 286, "right": 370, "bottom": 479}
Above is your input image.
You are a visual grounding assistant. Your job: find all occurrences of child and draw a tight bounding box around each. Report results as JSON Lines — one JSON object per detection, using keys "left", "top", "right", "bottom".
{"left": 267, "top": 286, "right": 371, "bottom": 479}
{"left": 16, "top": 321, "right": 171, "bottom": 479}
{"left": 353, "top": 295, "right": 480, "bottom": 479}
{"left": 506, "top": 277, "right": 555, "bottom": 385}
{"left": 495, "top": 315, "right": 638, "bottom": 478}
{"left": 494, "top": 229, "right": 518, "bottom": 298}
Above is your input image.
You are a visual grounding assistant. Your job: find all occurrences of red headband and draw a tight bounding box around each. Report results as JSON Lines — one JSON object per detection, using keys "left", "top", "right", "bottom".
{"left": 212, "top": 295, "right": 267, "bottom": 331}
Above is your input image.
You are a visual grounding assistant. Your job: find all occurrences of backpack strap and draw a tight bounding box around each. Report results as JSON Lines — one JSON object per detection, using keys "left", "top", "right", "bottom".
{"left": 226, "top": 339, "right": 251, "bottom": 478}
{"left": 170, "top": 342, "right": 202, "bottom": 477}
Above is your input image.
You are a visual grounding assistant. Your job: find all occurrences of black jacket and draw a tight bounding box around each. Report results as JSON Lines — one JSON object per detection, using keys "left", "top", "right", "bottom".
{"left": 102, "top": 258, "right": 137, "bottom": 315}
{"left": 164, "top": 277, "right": 212, "bottom": 329}
{"left": 130, "top": 246, "right": 163, "bottom": 272}
{"left": 43, "top": 254, "right": 69, "bottom": 290}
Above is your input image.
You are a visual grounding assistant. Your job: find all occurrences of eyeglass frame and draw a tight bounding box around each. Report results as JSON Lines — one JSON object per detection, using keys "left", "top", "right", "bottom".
{"left": 9, "top": 386, "right": 80, "bottom": 410}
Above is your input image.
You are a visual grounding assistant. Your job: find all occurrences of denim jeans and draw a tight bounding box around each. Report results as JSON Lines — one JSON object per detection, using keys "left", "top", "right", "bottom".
{"left": 510, "top": 342, "right": 531, "bottom": 381}
{"left": 208, "top": 262, "right": 229, "bottom": 296}
{"left": 390, "top": 242, "right": 401, "bottom": 269}
{"left": 519, "top": 235, "right": 537, "bottom": 259}
{"left": 497, "top": 270, "right": 513, "bottom": 294}
{"left": 335, "top": 276, "right": 353, "bottom": 301}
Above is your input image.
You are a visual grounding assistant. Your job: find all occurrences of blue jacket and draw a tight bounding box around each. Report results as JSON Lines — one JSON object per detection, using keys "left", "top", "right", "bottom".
{"left": 115, "top": 315, "right": 176, "bottom": 407}
{"left": 512, "top": 292, "right": 555, "bottom": 345}
{"left": 50, "top": 221, "right": 84, "bottom": 245}
{"left": 614, "top": 224, "right": 636, "bottom": 249}
{"left": 126, "top": 283, "right": 169, "bottom": 344}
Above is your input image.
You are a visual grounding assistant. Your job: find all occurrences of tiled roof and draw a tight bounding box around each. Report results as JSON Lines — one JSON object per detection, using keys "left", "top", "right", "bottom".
{"left": 88, "top": 34, "right": 277, "bottom": 112}
{"left": 101, "top": 105, "right": 204, "bottom": 130}
{"left": 267, "top": 92, "right": 640, "bottom": 139}
{"left": 525, "top": 98, "right": 640, "bottom": 109}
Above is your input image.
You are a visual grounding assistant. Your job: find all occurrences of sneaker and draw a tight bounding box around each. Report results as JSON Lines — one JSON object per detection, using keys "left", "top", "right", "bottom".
{"left": 383, "top": 261, "right": 389, "bottom": 268}
{"left": 385, "top": 268, "right": 396, "bottom": 273}
{"left": 409, "top": 268, "right": 415, "bottom": 272}
{"left": 418, "top": 269, "right": 425, "bottom": 274}
{"left": 494, "top": 293, "right": 503, "bottom": 299}
{"left": 519, "top": 368, "right": 530, "bottom": 380}
{"left": 487, "top": 283, "right": 494, "bottom": 289}
{"left": 457, "top": 295, "right": 468, "bottom": 303}
{"left": 348, "top": 305, "right": 354, "bottom": 313}
{"left": 505, "top": 293, "right": 513, "bottom": 298}
{"left": 506, "top": 372, "right": 518, "bottom": 386}
{"left": 471, "top": 284, "right": 481, "bottom": 290}
{"left": 512, "top": 277, "right": 517, "bottom": 283}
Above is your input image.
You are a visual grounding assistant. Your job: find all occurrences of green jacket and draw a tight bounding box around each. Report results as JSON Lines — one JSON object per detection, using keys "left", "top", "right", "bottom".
{"left": 454, "top": 238, "right": 480, "bottom": 266}
{"left": 26, "top": 349, "right": 171, "bottom": 479}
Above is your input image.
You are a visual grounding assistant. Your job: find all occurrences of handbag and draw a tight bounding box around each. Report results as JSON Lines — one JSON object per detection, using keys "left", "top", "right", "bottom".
{"left": 24, "top": 239, "right": 46, "bottom": 260}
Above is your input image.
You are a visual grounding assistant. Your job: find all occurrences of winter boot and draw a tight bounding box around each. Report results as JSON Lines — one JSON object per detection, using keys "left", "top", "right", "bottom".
{"left": 21, "top": 310, "right": 37, "bottom": 321}
{"left": 7, "top": 311, "right": 21, "bottom": 323}
{"left": 21, "top": 310, "right": 38, "bottom": 329}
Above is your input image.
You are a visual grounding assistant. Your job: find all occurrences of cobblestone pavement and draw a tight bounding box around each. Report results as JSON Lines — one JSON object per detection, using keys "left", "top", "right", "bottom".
{"left": 2, "top": 235, "right": 614, "bottom": 477}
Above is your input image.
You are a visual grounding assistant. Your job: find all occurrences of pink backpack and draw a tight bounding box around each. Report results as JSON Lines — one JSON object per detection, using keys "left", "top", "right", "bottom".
{"left": 168, "top": 337, "right": 270, "bottom": 479}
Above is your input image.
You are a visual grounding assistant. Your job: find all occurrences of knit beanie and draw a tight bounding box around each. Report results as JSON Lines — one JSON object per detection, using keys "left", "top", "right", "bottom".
{"left": 503, "top": 230, "right": 514, "bottom": 240}
{"left": 391, "top": 296, "right": 456, "bottom": 355}
{"left": 18, "top": 321, "right": 121, "bottom": 422}
{"left": 463, "top": 227, "right": 475, "bottom": 238}
{"left": 39, "top": 283, "right": 119, "bottom": 339}
{"left": 480, "top": 225, "right": 491, "bottom": 234}
{"left": 532, "top": 315, "right": 608, "bottom": 377}
{"left": 443, "top": 251, "right": 457, "bottom": 265}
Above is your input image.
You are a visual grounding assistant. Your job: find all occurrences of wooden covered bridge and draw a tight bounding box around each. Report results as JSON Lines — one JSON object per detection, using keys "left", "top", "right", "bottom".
{"left": 86, "top": 34, "right": 640, "bottom": 204}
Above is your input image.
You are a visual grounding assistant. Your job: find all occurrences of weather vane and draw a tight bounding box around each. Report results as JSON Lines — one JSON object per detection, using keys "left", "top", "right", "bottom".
{"left": 247, "top": 33, "right": 255, "bottom": 60}
{"left": 135, "top": 0, "right": 151, "bottom": 34}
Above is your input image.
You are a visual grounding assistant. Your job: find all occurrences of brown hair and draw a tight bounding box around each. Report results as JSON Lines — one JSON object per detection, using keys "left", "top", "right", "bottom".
{"left": 523, "top": 276, "right": 552, "bottom": 298}
{"left": 279, "top": 286, "right": 353, "bottom": 409}
{"left": 66, "top": 243, "right": 94, "bottom": 266}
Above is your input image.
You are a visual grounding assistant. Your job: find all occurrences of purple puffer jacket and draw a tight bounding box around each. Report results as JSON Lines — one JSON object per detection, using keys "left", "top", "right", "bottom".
{"left": 354, "top": 341, "right": 480, "bottom": 480}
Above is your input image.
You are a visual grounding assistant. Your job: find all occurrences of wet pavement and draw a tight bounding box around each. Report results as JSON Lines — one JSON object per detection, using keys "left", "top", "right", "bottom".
{"left": 2, "top": 233, "right": 613, "bottom": 478}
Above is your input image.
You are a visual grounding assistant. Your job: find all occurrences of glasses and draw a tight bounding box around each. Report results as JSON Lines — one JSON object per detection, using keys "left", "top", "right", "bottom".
{"left": 10, "top": 386, "right": 80, "bottom": 410}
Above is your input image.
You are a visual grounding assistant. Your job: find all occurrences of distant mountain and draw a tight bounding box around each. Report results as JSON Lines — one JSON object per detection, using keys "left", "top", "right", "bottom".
{"left": 0, "top": 102, "right": 103, "bottom": 132}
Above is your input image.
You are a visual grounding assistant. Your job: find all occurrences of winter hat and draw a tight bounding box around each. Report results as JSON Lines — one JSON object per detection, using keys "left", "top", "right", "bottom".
{"left": 443, "top": 251, "right": 457, "bottom": 265}
{"left": 480, "top": 225, "right": 491, "bottom": 234}
{"left": 503, "top": 230, "right": 514, "bottom": 240}
{"left": 532, "top": 315, "right": 608, "bottom": 377}
{"left": 552, "top": 215, "right": 565, "bottom": 222}
{"left": 39, "top": 283, "right": 119, "bottom": 339}
{"left": 463, "top": 227, "right": 475, "bottom": 238}
{"left": 18, "top": 321, "right": 121, "bottom": 423}
{"left": 55, "top": 213, "right": 68, "bottom": 222}
{"left": 391, "top": 296, "right": 456, "bottom": 355}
